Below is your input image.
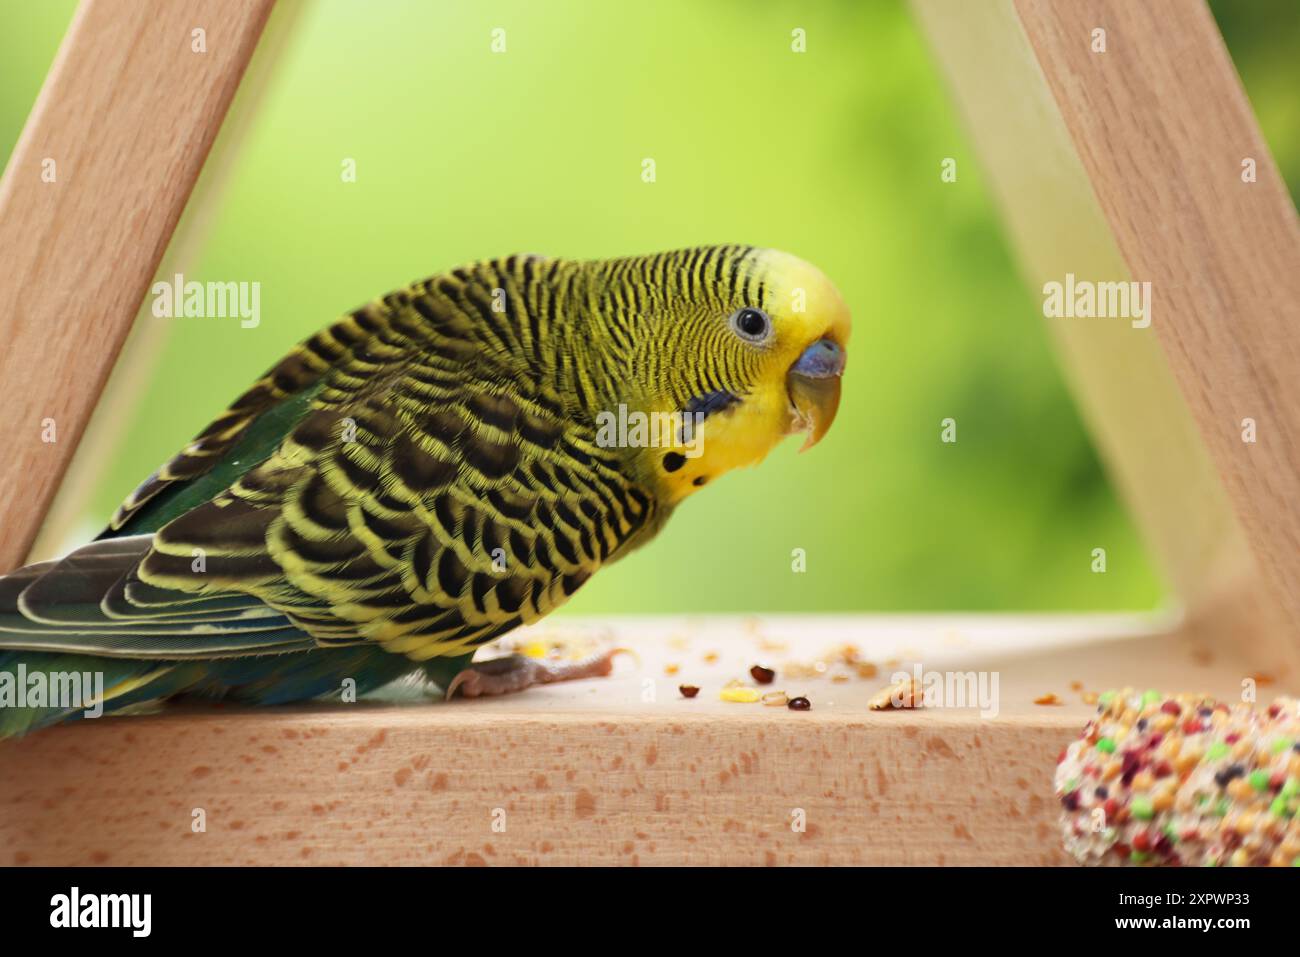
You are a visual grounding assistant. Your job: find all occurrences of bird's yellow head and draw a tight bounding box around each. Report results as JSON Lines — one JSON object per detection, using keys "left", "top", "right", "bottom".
{"left": 585, "top": 245, "right": 851, "bottom": 504}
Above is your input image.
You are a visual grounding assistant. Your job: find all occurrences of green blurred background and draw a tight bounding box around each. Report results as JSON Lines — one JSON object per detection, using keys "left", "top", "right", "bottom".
{"left": 1, "top": 1, "right": 1295, "bottom": 615}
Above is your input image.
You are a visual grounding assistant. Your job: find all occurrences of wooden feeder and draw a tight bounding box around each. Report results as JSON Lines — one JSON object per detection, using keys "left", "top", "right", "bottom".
{"left": 0, "top": 0, "right": 1296, "bottom": 865}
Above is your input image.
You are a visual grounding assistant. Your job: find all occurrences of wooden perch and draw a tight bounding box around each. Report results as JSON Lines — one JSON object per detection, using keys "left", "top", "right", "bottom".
{"left": 0, "top": 615, "right": 1265, "bottom": 865}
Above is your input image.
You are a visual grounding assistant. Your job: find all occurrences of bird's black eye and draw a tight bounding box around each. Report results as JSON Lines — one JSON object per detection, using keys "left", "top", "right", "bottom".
{"left": 730, "top": 307, "right": 771, "bottom": 343}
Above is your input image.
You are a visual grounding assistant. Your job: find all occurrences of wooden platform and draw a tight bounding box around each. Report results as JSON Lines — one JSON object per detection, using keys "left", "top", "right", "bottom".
{"left": 1, "top": 613, "right": 1282, "bottom": 866}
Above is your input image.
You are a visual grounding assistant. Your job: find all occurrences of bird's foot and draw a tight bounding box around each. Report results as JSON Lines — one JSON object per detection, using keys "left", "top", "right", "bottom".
{"left": 445, "top": 648, "right": 634, "bottom": 699}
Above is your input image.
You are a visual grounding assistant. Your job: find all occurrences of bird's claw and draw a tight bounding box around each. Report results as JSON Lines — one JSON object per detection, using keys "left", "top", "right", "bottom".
{"left": 444, "top": 646, "right": 634, "bottom": 700}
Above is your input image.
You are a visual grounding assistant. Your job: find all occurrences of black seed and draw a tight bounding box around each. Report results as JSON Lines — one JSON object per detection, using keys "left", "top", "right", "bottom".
{"left": 750, "top": 665, "right": 775, "bottom": 685}
{"left": 787, "top": 696, "right": 811, "bottom": 711}
{"left": 1214, "top": 764, "right": 1246, "bottom": 788}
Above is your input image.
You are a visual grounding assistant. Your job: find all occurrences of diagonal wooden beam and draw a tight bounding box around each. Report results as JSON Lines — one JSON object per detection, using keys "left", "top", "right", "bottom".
{"left": 911, "top": 0, "right": 1300, "bottom": 678}
{"left": 0, "top": 0, "right": 277, "bottom": 571}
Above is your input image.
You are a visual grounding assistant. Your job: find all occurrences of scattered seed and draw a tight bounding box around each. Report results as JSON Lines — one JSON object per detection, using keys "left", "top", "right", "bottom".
{"left": 869, "top": 678, "right": 920, "bottom": 711}
{"left": 703, "top": 652, "right": 719, "bottom": 664}
{"left": 762, "top": 690, "right": 789, "bottom": 707}
{"left": 664, "top": 664, "right": 679, "bottom": 676}
{"left": 678, "top": 685, "right": 699, "bottom": 698}
{"left": 788, "top": 696, "right": 811, "bottom": 711}
{"left": 1035, "top": 693, "right": 1064, "bottom": 706}
{"left": 856, "top": 662, "right": 879, "bottom": 679}
{"left": 750, "top": 664, "right": 776, "bottom": 685}
{"left": 720, "top": 687, "right": 761, "bottom": 703}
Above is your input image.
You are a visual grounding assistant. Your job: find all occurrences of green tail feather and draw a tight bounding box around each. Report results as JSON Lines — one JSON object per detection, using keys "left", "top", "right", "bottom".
{"left": 0, "top": 648, "right": 475, "bottom": 739}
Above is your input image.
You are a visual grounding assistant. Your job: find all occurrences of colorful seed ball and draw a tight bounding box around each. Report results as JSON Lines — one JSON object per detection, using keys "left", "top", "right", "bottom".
{"left": 1055, "top": 691, "right": 1300, "bottom": 867}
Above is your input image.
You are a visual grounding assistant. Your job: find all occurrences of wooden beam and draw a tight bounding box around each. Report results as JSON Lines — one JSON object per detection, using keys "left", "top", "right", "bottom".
{"left": 0, "top": 0, "right": 276, "bottom": 571}
{"left": 0, "top": 615, "right": 1273, "bottom": 865}
{"left": 25, "top": 0, "right": 304, "bottom": 564}
{"left": 1, "top": 706, "right": 1075, "bottom": 866}
{"left": 910, "top": 0, "right": 1300, "bottom": 678}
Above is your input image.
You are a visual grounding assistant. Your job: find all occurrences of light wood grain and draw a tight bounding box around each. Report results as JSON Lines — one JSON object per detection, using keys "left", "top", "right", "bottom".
{"left": 0, "top": 614, "right": 1280, "bottom": 865}
{"left": 0, "top": 0, "right": 276, "bottom": 571}
{"left": 26, "top": 0, "right": 304, "bottom": 564}
{"left": 0, "top": 707, "right": 1073, "bottom": 866}
{"left": 911, "top": 0, "right": 1300, "bottom": 678}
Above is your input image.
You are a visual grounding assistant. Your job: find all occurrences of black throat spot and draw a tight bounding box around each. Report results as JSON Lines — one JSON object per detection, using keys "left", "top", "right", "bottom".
{"left": 679, "top": 389, "right": 739, "bottom": 445}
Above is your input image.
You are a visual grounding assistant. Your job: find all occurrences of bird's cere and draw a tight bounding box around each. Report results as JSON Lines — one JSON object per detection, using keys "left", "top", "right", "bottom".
{"left": 791, "top": 338, "right": 846, "bottom": 379}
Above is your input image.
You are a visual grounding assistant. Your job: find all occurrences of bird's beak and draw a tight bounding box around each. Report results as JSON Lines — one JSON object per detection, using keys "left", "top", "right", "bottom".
{"left": 787, "top": 338, "right": 845, "bottom": 451}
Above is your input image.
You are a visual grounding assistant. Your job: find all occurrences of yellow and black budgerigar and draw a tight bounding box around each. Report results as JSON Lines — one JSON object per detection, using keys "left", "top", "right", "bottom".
{"left": 0, "top": 246, "right": 849, "bottom": 736}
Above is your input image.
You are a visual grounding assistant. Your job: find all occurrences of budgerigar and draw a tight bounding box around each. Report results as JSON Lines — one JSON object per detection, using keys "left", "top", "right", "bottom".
{"left": 0, "top": 246, "right": 849, "bottom": 736}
